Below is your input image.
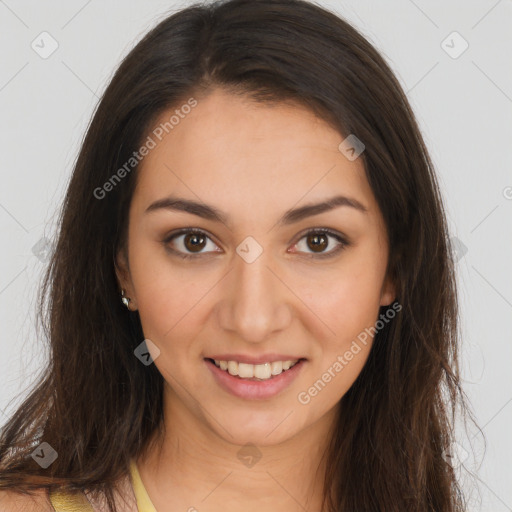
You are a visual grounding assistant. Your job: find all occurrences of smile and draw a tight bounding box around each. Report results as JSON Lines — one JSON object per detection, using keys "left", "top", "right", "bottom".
{"left": 204, "top": 358, "right": 306, "bottom": 400}
{"left": 211, "top": 358, "right": 300, "bottom": 380}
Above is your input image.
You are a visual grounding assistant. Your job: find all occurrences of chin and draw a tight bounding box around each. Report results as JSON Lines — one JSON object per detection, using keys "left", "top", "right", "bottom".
{"left": 204, "top": 407, "right": 301, "bottom": 447}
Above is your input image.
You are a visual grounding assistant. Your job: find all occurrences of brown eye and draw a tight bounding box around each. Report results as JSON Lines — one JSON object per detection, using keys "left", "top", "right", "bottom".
{"left": 164, "top": 229, "right": 221, "bottom": 258}
{"left": 306, "top": 232, "right": 328, "bottom": 253}
{"left": 183, "top": 232, "right": 207, "bottom": 252}
{"left": 292, "top": 229, "right": 348, "bottom": 258}
{"left": 164, "top": 228, "right": 348, "bottom": 260}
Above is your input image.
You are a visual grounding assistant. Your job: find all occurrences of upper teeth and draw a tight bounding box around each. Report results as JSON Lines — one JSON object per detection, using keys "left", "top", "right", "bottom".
{"left": 213, "top": 359, "right": 299, "bottom": 380}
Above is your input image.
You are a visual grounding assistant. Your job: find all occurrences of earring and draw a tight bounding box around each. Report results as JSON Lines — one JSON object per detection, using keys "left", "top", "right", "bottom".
{"left": 121, "top": 289, "right": 131, "bottom": 309}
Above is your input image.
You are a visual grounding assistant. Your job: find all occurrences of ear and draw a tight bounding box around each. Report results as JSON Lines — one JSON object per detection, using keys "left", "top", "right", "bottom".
{"left": 115, "top": 248, "right": 137, "bottom": 309}
{"left": 379, "top": 271, "right": 397, "bottom": 307}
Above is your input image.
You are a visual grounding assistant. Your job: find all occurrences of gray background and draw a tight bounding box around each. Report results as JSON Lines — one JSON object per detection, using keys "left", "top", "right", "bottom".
{"left": 1, "top": 0, "right": 511, "bottom": 509}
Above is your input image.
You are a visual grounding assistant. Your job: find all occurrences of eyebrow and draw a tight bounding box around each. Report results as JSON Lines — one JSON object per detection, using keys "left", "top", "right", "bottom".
{"left": 145, "top": 194, "right": 368, "bottom": 226}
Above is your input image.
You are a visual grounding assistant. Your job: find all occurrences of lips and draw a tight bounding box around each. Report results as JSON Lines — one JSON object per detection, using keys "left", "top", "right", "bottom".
{"left": 205, "top": 357, "right": 306, "bottom": 400}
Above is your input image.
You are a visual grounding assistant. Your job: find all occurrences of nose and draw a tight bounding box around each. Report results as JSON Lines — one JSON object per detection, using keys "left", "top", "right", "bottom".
{"left": 216, "top": 248, "right": 293, "bottom": 343}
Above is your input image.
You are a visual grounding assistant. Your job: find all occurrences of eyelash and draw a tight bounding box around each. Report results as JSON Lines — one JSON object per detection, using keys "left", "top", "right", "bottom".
{"left": 162, "top": 227, "right": 349, "bottom": 260}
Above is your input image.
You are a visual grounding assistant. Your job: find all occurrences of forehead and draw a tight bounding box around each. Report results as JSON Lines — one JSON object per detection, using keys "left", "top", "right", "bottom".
{"left": 133, "top": 88, "right": 378, "bottom": 221}
{"left": 149, "top": 89, "right": 345, "bottom": 163}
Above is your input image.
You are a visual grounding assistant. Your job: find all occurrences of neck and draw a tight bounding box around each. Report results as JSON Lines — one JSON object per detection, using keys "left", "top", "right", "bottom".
{"left": 136, "top": 382, "right": 338, "bottom": 512}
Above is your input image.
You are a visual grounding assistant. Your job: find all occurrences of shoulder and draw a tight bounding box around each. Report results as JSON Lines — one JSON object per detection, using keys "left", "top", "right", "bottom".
{"left": 0, "top": 488, "right": 54, "bottom": 511}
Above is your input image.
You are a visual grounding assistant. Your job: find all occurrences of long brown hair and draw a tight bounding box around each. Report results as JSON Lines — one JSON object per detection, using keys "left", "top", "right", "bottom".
{"left": 0, "top": 0, "right": 479, "bottom": 510}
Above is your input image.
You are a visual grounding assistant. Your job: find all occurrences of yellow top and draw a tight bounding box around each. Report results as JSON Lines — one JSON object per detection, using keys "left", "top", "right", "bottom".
{"left": 48, "top": 459, "right": 157, "bottom": 512}
{"left": 129, "top": 458, "right": 158, "bottom": 512}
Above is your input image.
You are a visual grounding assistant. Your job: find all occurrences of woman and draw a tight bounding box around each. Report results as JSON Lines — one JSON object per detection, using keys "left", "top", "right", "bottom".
{"left": 0, "top": 0, "right": 477, "bottom": 510}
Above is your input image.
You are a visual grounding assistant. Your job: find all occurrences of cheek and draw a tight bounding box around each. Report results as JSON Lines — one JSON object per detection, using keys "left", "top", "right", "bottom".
{"left": 313, "top": 259, "right": 385, "bottom": 340}
{"left": 129, "top": 247, "right": 215, "bottom": 346}
{"left": 301, "top": 278, "right": 379, "bottom": 408}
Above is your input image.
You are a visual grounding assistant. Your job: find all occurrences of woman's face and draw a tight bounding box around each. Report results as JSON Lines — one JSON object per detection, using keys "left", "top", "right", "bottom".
{"left": 116, "top": 88, "right": 395, "bottom": 446}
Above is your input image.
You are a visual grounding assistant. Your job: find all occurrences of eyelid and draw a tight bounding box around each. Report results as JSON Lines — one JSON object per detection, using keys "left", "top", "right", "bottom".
{"left": 163, "top": 227, "right": 349, "bottom": 259}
